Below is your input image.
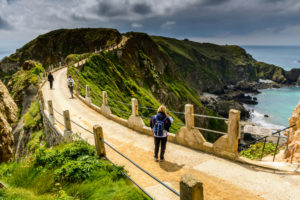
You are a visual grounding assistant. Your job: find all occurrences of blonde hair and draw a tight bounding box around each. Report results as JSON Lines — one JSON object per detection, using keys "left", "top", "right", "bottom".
{"left": 157, "top": 105, "right": 167, "bottom": 115}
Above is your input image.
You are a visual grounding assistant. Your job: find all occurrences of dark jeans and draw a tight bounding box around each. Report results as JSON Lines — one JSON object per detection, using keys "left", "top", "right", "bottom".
{"left": 49, "top": 81, "right": 53, "bottom": 89}
{"left": 69, "top": 86, "right": 73, "bottom": 97}
{"left": 154, "top": 137, "right": 167, "bottom": 159}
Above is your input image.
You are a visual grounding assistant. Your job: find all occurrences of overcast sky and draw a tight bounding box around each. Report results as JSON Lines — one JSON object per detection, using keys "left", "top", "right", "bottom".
{"left": 1, "top": 0, "right": 300, "bottom": 50}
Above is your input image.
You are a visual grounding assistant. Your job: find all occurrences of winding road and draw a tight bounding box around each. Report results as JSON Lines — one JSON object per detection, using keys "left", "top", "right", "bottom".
{"left": 42, "top": 67, "right": 300, "bottom": 200}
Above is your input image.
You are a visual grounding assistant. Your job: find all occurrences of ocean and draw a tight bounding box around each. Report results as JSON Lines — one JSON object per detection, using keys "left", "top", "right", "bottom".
{"left": 243, "top": 46, "right": 300, "bottom": 128}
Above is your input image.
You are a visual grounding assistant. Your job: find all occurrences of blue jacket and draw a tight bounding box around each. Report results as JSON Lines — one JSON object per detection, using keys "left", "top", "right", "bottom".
{"left": 150, "top": 112, "right": 172, "bottom": 136}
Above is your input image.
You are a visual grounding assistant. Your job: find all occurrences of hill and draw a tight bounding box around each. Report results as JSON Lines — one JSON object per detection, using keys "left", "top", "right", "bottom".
{"left": 0, "top": 28, "right": 298, "bottom": 136}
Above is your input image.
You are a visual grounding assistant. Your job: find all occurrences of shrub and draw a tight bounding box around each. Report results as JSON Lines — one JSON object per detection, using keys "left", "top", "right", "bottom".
{"left": 240, "top": 142, "right": 281, "bottom": 160}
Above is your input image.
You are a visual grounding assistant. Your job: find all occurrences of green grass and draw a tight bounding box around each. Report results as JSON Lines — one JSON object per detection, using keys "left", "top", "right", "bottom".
{"left": 240, "top": 142, "right": 281, "bottom": 160}
{"left": 23, "top": 101, "right": 42, "bottom": 130}
{"left": 68, "top": 52, "right": 185, "bottom": 133}
{"left": 0, "top": 188, "right": 56, "bottom": 200}
{"left": 0, "top": 141, "right": 150, "bottom": 200}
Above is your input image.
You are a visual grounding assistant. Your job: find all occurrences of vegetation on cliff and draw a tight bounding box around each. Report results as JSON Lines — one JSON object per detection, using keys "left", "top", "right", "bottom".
{"left": 7, "top": 60, "right": 44, "bottom": 110}
{"left": 152, "top": 36, "right": 258, "bottom": 93}
{"left": 68, "top": 32, "right": 227, "bottom": 138}
{"left": 0, "top": 141, "right": 149, "bottom": 200}
{"left": 0, "top": 28, "right": 122, "bottom": 83}
{"left": 240, "top": 142, "right": 281, "bottom": 160}
{"left": 1, "top": 27, "right": 297, "bottom": 141}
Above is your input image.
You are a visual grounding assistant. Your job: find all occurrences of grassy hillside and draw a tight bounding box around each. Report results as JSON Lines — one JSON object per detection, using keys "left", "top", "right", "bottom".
{"left": 0, "top": 28, "right": 122, "bottom": 82}
{"left": 68, "top": 32, "right": 227, "bottom": 140}
{"left": 152, "top": 36, "right": 258, "bottom": 93}
{"left": 0, "top": 141, "right": 149, "bottom": 200}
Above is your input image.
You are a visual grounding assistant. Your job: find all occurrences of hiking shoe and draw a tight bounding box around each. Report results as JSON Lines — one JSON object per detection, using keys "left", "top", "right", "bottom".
{"left": 154, "top": 157, "right": 158, "bottom": 162}
{"left": 159, "top": 158, "right": 164, "bottom": 162}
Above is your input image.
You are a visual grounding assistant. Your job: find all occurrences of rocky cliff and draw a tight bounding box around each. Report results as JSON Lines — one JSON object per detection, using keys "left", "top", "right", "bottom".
{"left": 284, "top": 103, "right": 300, "bottom": 162}
{"left": 0, "top": 81, "right": 18, "bottom": 163}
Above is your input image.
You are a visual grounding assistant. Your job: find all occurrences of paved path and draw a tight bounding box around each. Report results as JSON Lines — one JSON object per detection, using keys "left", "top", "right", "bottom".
{"left": 42, "top": 67, "right": 300, "bottom": 200}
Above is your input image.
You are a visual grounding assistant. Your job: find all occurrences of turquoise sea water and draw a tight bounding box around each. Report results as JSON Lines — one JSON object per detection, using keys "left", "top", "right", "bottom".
{"left": 243, "top": 46, "right": 300, "bottom": 128}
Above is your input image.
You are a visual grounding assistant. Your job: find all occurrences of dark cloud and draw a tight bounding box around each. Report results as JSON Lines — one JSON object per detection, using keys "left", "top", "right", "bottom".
{"left": 93, "top": 2, "right": 128, "bottom": 17}
{"left": 2, "top": 0, "right": 300, "bottom": 45}
{"left": 0, "top": 16, "right": 13, "bottom": 30}
{"left": 6, "top": 0, "right": 17, "bottom": 4}
{"left": 132, "top": 3, "right": 152, "bottom": 14}
{"left": 201, "top": 0, "right": 231, "bottom": 6}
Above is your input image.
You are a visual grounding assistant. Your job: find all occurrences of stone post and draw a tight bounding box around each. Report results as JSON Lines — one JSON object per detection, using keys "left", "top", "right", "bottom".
{"left": 227, "top": 109, "right": 240, "bottom": 155}
{"left": 102, "top": 91, "right": 108, "bottom": 106}
{"left": 185, "top": 104, "right": 194, "bottom": 130}
{"left": 100, "top": 91, "right": 111, "bottom": 116}
{"left": 48, "top": 100, "right": 55, "bottom": 124}
{"left": 180, "top": 173, "right": 204, "bottom": 200}
{"left": 93, "top": 124, "right": 106, "bottom": 158}
{"left": 131, "top": 98, "right": 138, "bottom": 116}
{"left": 128, "top": 98, "right": 144, "bottom": 131}
{"left": 38, "top": 89, "right": 45, "bottom": 111}
{"left": 63, "top": 110, "right": 72, "bottom": 141}
{"left": 85, "top": 85, "right": 91, "bottom": 104}
{"left": 117, "top": 50, "right": 122, "bottom": 58}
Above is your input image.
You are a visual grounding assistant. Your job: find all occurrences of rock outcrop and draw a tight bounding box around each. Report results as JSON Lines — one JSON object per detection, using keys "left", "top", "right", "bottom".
{"left": 284, "top": 103, "right": 300, "bottom": 162}
{"left": 0, "top": 80, "right": 18, "bottom": 163}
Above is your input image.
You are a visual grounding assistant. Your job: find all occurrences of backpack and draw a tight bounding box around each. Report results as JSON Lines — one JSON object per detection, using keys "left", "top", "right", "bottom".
{"left": 153, "top": 115, "right": 167, "bottom": 137}
{"left": 68, "top": 79, "right": 74, "bottom": 87}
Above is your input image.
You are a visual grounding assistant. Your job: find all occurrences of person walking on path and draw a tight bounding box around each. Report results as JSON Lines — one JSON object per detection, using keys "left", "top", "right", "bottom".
{"left": 67, "top": 75, "right": 75, "bottom": 98}
{"left": 150, "top": 105, "right": 173, "bottom": 162}
{"left": 48, "top": 72, "right": 54, "bottom": 89}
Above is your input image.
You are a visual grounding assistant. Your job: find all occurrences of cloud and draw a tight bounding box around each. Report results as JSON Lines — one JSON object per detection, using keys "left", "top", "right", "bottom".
{"left": 161, "top": 21, "right": 176, "bottom": 29}
{"left": 200, "top": 0, "right": 231, "bottom": 6}
{"left": 131, "top": 22, "right": 143, "bottom": 28}
{"left": 132, "top": 3, "right": 152, "bottom": 15}
{"left": 0, "top": 16, "right": 12, "bottom": 30}
{"left": 1, "top": 0, "right": 300, "bottom": 46}
{"left": 93, "top": 1, "right": 129, "bottom": 17}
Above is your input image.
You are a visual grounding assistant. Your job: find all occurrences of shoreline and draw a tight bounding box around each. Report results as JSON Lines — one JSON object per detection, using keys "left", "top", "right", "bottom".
{"left": 201, "top": 80, "right": 298, "bottom": 129}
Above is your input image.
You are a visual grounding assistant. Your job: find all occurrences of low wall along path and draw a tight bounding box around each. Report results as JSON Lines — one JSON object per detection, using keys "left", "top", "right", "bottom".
{"left": 40, "top": 40, "right": 300, "bottom": 200}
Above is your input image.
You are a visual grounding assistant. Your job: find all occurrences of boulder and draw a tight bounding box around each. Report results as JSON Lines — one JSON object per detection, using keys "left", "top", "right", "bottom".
{"left": 22, "top": 60, "right": 37, "bottom": 70}
{"left": 284, "top": 68, "right": 300, "bottom": 82}
{"left": 235, "top": 81, "right": 258, "bottom": 92}
{"left": 216, "top": 100, "right": 250, "bottom": 120}
{"left": 0, "top": 80, "right": 18, "bottom": 163}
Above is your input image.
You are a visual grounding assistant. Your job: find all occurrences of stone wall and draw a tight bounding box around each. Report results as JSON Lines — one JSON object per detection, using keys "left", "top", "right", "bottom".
{"left": 77, "top": 88, "right": 241, "bottom": 160}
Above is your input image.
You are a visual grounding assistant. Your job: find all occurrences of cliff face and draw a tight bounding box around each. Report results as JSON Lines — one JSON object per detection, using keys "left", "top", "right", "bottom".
{"left": 152, "top": 36, "right": 258, "bottom": 94}
{"left": 284, "top": 103, "right": 300, "bottom": 162}
{"left": 0, "top": 80, "right": 18, "bottom": 163}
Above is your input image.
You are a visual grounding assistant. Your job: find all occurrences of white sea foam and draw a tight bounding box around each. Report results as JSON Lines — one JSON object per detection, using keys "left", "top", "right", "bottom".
{"left": 259, "top": 79, "right": 274, "bottom": 83}
{"left": 249, "top": 110, "right": 285, "bottom": 130}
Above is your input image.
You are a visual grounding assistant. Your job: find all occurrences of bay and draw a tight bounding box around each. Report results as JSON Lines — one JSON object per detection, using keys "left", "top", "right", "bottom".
{"left": 243, "top": 46, "right": 300, "bottom": 128}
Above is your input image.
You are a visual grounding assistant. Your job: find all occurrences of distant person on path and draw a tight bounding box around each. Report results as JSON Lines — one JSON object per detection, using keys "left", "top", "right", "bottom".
{"left": 150, "top": 105, "right": 173, "bottom": 162}
{"left": 48, "top": 72, "right": 54, "bottom": 89}
{"left": 67, "top": 75, "right": 75, "bottom": 98}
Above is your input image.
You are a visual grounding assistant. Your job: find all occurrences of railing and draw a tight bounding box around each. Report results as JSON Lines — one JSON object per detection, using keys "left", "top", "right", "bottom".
{"left": 39, "top": 93, "right": 182, "bottom": 199}
{"left": 239, "top": 124, "right": 296, "bottom": 161}
{"left": 74, "top": 79, "right": 229, "bottom": 134}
